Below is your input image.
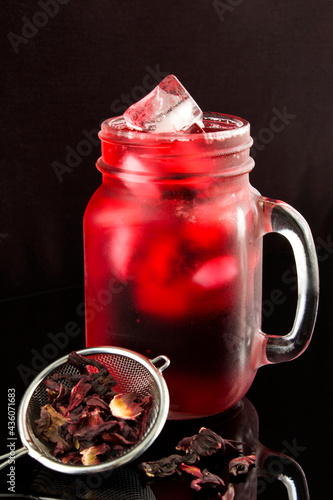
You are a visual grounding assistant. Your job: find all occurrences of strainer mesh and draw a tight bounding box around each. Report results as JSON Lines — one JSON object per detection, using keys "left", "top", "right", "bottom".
{"left": 25, "top": 353, "right": 160, "bottom": 467}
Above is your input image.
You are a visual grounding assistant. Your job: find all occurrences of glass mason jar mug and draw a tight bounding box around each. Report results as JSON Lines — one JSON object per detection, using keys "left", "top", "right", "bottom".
{"left": 84, "top": 113, "right": 319, "bottom": 419}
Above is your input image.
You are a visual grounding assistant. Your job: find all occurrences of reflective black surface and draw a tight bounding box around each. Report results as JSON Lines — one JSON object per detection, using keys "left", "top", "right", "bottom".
{"left": 0, "top": 273, "right": 331, "bottom": 498}
{"left": 0, "top": 391, "right": 312, "bottom": 499}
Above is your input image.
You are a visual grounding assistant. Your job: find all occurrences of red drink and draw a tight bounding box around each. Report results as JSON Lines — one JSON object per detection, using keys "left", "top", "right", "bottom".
{"left": 84, "top": 113, "right": 318, "bottom": 418}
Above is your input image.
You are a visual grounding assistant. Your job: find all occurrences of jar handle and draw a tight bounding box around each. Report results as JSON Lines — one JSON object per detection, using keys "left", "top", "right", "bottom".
{"left": 258, "top": 446, "right": 310, "bottom": 499}
{"left": 258, "top": 197, "right": 319, "bottom": 364}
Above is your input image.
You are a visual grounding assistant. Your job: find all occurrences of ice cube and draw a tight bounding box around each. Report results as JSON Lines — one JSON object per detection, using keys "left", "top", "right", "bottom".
{"left": 121, "top": 153, "right": 161, "bottom": 199}
{"left": 109, "top": 226, "right": 137, "bottom": 280}
{"left": 192, "top": 256, "right": 238, "bottom": 289}
{"left": 123, "top": 75, "right": 204, "bottom": 133}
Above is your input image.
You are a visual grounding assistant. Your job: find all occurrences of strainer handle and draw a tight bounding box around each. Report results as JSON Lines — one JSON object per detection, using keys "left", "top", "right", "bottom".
{"left": 0, "top": 446, "right": 28, "bottom": 470}
{"left": 150, "top": 355, "right": 170, "bottom": 372}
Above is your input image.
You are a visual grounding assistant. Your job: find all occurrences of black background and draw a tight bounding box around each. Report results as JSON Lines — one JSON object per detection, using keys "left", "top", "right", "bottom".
{"left": 1, "top": 0, "right": 332, "bottom": 498}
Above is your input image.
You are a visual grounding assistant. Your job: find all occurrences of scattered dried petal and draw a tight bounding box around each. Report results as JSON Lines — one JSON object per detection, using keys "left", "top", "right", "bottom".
{"left": 179, "top": 463, "right": 202, "bottom": 477}
{"left": 228, "top": 454, "right": 256, "bottom": 476}
{"left": 140, "top": 452, "right": 197, "bottom": 478}
{"left": 176, "top": 427, "right": 242, "bottom": 458}
{"left": 181, "top": 464, "right": 235, "bottom": 498}
{"left": 182, "top": 466, "right": 225, "bottom": 492}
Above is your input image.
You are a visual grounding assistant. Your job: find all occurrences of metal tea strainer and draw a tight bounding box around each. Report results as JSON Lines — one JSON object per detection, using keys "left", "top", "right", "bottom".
{"left": 0, "top": 347, "right": 170, "bottom": 474}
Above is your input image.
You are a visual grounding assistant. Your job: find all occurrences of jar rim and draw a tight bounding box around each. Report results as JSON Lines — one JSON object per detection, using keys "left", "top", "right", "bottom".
{"left": 100, "top": 112, "right": 250, "bottom": 146}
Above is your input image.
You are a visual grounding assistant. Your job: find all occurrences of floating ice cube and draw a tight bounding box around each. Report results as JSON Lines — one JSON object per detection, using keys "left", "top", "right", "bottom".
{"left": 123, "top": 75, "right": 204, "bottom": 133}
{"left": 109, "top": 226, "right": 137, "bottom": 280}
{"left": 121, "top": 153, "right": 161, "bottom": 199}
{"left": 192, "top": 256, "right": 238, "bottom": 289}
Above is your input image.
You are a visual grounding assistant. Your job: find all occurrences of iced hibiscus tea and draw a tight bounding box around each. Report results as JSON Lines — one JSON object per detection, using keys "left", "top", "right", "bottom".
{"left": 84, "top": 112, "right": 264, "bottom": 418}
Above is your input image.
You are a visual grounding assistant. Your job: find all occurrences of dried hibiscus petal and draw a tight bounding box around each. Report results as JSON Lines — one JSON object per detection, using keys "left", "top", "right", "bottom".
{"left": 101, "top": 431, "right": 135, "bottom": 446}
{"left": 43, "top": 378, "right": 62, "bottom": 398}
{"left": 181, "top": 464, "right": 226, "bottom": 492}
{"left": 87, "top": 371, "right": 118, "bottom": 400}
{"left": 139, "top": 427, "right": 252, "bottom": 498}
{"left": 43, "top": 379, "right": 71, "bottom": 411}
{"left": 139, "top": 452, "right": 197, "bottom": 478}
{"left": 80, "top": 443, "right": 110, "bottom": 465}
{"left": 179, "top": 463, "right": 203, "bottom": 478}
{"left": 66, "top": 404, "right": 86, "bottom": 424}
{"left": 136, "top": 395, "right": 153, "bottom": 441}
{"left": 68, "top": 351, "right": 108, "bottom": 375}
{"left": 54, "top": 439, "right": 72, "bottom": 457}
{"left": 228, "top": 454, "right": 256, "bottom": 476}
{"left": 34, "top": 352, "right": 152, "bottom": 466}
{"left": 35, "top": 404, "right": 71, "bottom": 452}
{"left": 70, "top": 407, "right": 104, "bottom": 437}
{"left": 66, "top": 378, "right": 92, "bottom": 413}
{"left": 110, "top": 393, "right": 145, "bottom": 420}
{"left": 176, "top": 427, "right": 242, "bottom": 458}
{"left": 73, "top": 416, "right": 121, "bottom": 443}
{"left": 85, "top": 394, "right": 111, "bottom": 411}
{"left": 61, "top": 451, "right": 82, "bottom": 464}
{"left": 119, "top": 419, "right": 140, "bottom": 442}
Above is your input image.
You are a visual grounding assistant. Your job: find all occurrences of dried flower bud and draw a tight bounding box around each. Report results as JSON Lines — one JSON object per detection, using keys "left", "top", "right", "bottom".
{"left": 140, "top": 454, "right": 185, "bottom": 478}
{"left": 228, "top": 454, "right": 256, "bottom": 476}
{"left": 176, "top": 427, "right": 242, "bottom": 458}
{"left": 140, "top": 452, "right": 197, "bottom": 478}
